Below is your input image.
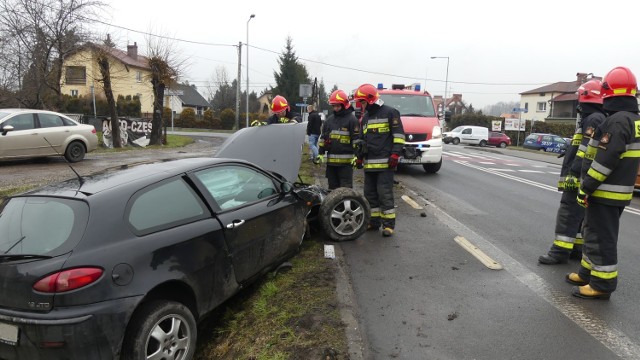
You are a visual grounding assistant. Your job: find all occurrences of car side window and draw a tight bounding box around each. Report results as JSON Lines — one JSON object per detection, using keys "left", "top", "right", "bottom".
{"left": 462, "top": 128, "right": 472, "bottom": 134}
{"left": 194, "top": 165, "right": 278, "bottom": 211}
{"left": 38, "top": 114, "right": 65, "bottom": 128}
{"left": 3, "top": 114, "right": 35, "bottom": 131}
{"left": 128, "top": 178, "right": 207, "bottom": 235}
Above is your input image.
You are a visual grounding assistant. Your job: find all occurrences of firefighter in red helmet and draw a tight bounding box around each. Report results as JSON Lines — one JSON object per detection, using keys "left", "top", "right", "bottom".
{"left": 353, "top": 84, "right": 405, "bottom": 237}
{"left": 316, "top": 90, "right": 360, "bottom": 189}
{"left": 538, "top": 79, "right": 606, "bottom": 265}
{"left": 566, "top": 66, "right": 640, "bottom": 300}
{"left": 251, "top": 95, "right": 298, "bottom": 126}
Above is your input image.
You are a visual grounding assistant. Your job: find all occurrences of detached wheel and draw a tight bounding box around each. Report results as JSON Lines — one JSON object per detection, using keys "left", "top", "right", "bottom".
{"left": 319, "top": 188, "right": 370, "bottom": 242}
{"left": 64, "top": 141, "right": 86, "bottom": 162}
{"left": 499, "top": 142, "right": 507, "bottom": 148}
{"left": 452, "top": 138, "right": 460, "bottom": 145}
{"left": 122, "top": 300, "right": 196, "bottom": 360}
{"left": 422, "top": 158, "right": 442, "bottom": 174}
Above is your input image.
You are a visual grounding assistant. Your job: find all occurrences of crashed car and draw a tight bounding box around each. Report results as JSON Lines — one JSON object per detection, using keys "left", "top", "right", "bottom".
{"left": 0, "top": 123, "right": 369, "bottom": 360}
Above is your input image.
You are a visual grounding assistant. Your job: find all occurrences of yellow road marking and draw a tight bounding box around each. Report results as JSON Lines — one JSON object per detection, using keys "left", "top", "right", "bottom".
{"left": 401, "top": 195, "right": 423, "bottom": 209}
{"left": 454, "top": 236, "right": 503, "bottom": 270}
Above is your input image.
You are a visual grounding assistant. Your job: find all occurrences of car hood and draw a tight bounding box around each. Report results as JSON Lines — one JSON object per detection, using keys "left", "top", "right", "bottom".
{"left": 214, "top": 123, "right": 306, "bottom": 183}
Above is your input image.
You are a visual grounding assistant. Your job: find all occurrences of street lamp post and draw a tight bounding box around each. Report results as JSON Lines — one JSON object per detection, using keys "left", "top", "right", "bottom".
{"left": 245, "top": 14, "right": 255, "bottom": 128}
{"left": 430, "top": 56, "right": 449, "bottom": 117}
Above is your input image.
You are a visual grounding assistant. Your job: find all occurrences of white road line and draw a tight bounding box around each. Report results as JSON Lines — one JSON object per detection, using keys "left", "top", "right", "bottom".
{"left": 406, "top": 188, "right": 640, "bottom": 359}
{"left": 453, "top": 160, "right": 640, "bottom": 217}
{"left": 518, "top": 170, "right": 544, "bottom": 173}
{"left": 489, "top": 168, "right": 516, "bottom": 172}
{"left": 478, "top": 161, "right": 495, "bottom": 165}
{"left": 401, "top": 194, "right": 423, "bottom": 210}
{"left": 505, "top": 163, "right": 521, "bottom": 166}
{"left": 548, "top": 171, "right": 561, "bottom": 175}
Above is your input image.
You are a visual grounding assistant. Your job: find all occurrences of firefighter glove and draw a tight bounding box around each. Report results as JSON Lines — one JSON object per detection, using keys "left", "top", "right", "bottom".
{"left": 314, "top": 154, "right": 324, "bottom": 166}
{"left": 250, "top": 120, "right": 263, "bottom": 127}
{"left": 576, "top": 189, "right": 588, "bottom": 208}
{"left": 388, "top": 153, "right": 400, "bottom": 169}
{"left": 564, "top": 175, "right": 579, "bottom": 191}
{"left": 351, "top": 156, "right": 363, "bottom": 169}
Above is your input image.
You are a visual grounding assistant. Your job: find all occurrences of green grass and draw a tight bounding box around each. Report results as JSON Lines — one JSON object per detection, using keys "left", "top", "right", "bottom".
{"left": 94, "top": 133, "right": 194, "bottom": 153}
{"left": 0, "top": 185, "right": 37, "bottom": 200}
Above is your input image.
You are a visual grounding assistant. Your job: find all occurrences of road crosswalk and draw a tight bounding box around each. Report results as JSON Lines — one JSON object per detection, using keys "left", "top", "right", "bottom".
{"left": 443, "top": 150, "right": 560, "bottom": 175}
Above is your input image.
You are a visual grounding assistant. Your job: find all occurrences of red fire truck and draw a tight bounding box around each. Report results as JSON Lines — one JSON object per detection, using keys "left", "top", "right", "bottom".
{"left": 354, "top": 83, "right": 443, "bottom": 173}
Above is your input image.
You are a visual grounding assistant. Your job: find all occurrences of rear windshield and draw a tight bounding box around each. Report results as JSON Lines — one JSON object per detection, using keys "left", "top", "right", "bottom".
{"left": 0, "top": 197, "right": 89, "bottom": 255}
{"left": 379, "top": 94, "right": 436, "bottom": 117}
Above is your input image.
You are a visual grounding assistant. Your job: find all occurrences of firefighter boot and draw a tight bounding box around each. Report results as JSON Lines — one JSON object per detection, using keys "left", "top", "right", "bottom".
{"left": 569, "top": 245, "right": 583, "bottom": 261}
{"left": 572, "top": 285, "right": 611, "bottom": 300}
{"left": 538, "top": 254, "right": 568, "bottom": 265}
{"left": 382, "top": 228, "right": 394, "bottom": 237}
{"left": 565, "top": 272, "right": 588, "bottom": 286}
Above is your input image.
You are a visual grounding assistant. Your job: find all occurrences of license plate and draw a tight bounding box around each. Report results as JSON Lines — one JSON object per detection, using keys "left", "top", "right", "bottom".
{"left": 0, "top": 322, "right": 19, "bottom": 346}
{"left": 400, "top": 156, "right": 422, "bottom": 164}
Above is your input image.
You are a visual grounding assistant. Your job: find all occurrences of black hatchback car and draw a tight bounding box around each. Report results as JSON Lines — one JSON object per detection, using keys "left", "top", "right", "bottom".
{"left": 0, "top": 124, "right": 369, "bottom": 359}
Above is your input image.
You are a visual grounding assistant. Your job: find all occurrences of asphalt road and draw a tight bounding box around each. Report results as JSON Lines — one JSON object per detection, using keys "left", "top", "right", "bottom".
{"left": 340, "top": 144, "right": 640, "bottom": 360}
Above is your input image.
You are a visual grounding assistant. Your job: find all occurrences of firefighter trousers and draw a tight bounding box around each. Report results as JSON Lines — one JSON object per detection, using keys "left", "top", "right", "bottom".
{"left": 326, "top": 165, "right": 353, "bottom": 190}
{"left": 548, "top": 189, "right": 584, "bottom": 259}
{"left": 364, "top": 170, "right": 395, "bottom": 229}
{"left": 577, "top": 202, "right": 624, "bottom": 293}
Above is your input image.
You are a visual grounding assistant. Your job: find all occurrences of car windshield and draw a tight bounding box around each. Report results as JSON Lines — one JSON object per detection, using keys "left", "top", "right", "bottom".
{"left": 0, "top": 111, "right": 11, "bottom": 120}
{"left": 450, "top": 126, "right": 464, "bottom": 133}
{"left": 379, "top": 94, "right": 436, "bottom": 117}
{"left": 0, "top": 197, "right": 89, "bottom": 255}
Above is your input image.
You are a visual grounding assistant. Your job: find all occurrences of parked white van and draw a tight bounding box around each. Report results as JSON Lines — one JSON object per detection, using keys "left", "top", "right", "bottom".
{"left": 443, "top": 126, "right": 489, "bottom": 146}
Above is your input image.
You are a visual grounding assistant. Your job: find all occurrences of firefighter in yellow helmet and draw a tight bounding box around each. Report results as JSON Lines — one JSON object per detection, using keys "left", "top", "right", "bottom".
{"left": 251, "top": 95, "right": 298, "bottom": 126}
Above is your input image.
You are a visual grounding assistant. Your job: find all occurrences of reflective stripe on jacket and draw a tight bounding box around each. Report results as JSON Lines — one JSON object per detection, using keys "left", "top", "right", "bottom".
{"left": 360, "top": 104, "right": 405, "bottom": 172}
{"left": 581, "top": 110, "right": 640, "bottom": 206}
{"left": 319, "top": 107, "right": 359, "bottom": 166}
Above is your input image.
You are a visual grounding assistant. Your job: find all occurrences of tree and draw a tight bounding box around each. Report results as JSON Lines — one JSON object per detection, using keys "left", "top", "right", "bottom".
{"left": 272, "top": 36, "right": 310, "bottom": 107}
{"left": 482, "top": 101, "right": 519, "bottom": 117}
{"left": 317, "top": 80, "right": 331, "bottom": 112}
{"left": 146, "top": 34, "right": 184, "bottom": 145}
{"left": 97, "top": 50, "right": 122, "bottom": 147}
{"left": 0, "top": 0, "right": 104, "bottom": 109}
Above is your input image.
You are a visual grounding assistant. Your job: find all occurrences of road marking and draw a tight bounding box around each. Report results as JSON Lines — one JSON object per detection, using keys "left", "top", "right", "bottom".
{"left": 405, "top": 188, "right": 640, "bottom": 359}
{"left": 488, "top": 168, "right": 516, "bottom": 172}
{"left": 401, "top": 194, "right": 423, "bottom": 209}
{"left": 478, "top": 161, "right": 495, "bottom": 165}
{"left": 518, "top": 169, "right": 544, "bottom": 173}
{"left": 454, "top": 236, "right": 502, "bottom": 270}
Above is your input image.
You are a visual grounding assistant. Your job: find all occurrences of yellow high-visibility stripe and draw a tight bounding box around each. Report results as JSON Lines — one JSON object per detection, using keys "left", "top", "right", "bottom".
{"left": 364, "top": 163, "right": 389, "bottom": 169}
{"left": 587, "top": 168, "right": 607, "bottom": 182}
{"left": 576, "top": 150, "right": 585, "bottom": 158}
{"left": 581, "top": 259, "right": 592, "bottom": 270}
{"left": 620, "top": 150, "right": 640, "bottom": 158}
{"left": 553, "top": 239, "right": 574, "bottom": 250}
{"left": 368, "top": 123, "right": 390, "bottom": 130}
{"left": 591, "top": 269, "right": 618, "bottom": 280}
{"left": 393, "top": 138, "right": 405, "bottom": 144}
{"left": 371, "top": 211, "right": 382, "bottom": 217}
{"left": 592, "top": 190, "right": 633, "bottom": 201}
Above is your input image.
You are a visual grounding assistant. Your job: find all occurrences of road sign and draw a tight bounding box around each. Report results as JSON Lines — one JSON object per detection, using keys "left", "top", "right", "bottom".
{"left": 299, "top": 84, "right": 312, "bottom": 97}
{"left": 512, "top": 107, "right": 528, "bottom": 113}
{"left": 295, "top": 103, "right": 307, "bottom": 107}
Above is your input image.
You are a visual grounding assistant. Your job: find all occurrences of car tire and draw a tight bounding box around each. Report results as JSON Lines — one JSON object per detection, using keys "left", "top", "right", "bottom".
{"left": 422, "top": 158, "right": 442, "bottom": 174}
{"left": 452, "top": 138, "right": 460, "bottom": 145}
{"left": 319, "top": 187, "right": 370, "bottom": 242}
{"left": 64, "top": 141, "right": 86, "bottom": 162}
{"left": 479, "top": 140, "right": 487, "bottom": 147}
{"left": 122, "top": 300, "right": 197, "bottom": 360}
{"left": 443, "top": 139, "right": 450, "bottom": 144}
{"left": 499, "top": 142, "right": 507, "bottom": 148}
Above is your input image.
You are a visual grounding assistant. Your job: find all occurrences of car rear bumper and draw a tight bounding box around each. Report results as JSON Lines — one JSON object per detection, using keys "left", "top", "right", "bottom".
{"left": 0, "top": 295, "right": 142, "bottom": 360}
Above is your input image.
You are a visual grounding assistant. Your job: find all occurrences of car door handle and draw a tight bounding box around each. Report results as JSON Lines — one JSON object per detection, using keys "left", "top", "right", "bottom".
{"left": 226, "top": 219, "right": 245, "bottom": 229}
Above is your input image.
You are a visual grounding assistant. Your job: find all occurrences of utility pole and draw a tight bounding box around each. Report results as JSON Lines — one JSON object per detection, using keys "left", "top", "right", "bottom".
{"left": 235, "top": 42, "right": 242, "bottom": 130}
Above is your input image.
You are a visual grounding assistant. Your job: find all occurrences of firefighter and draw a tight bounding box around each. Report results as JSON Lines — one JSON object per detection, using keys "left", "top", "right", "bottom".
{"left": 251, "top": 95, "right": 297, "bottom": 126}
{"left": 566, "top": 66, "right": 640, "bottom": 300}
{"left": 316, "top": 90, "right": 360, "bottom": 189}
{"left": 538, "top": 79, "right": 606, "bottom": 265}
{"left": 352, "top": 84, "right": 405, "bottom": 237}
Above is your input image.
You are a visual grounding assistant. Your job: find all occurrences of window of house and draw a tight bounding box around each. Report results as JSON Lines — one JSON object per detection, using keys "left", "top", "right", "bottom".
{"left": 524, "top": 103, "right": 529, "bottom": 111}
{"left": 537, "top": 102, "right": 547, "bottom": 112}
{"left": 196, "top": 107, "right": 203, "bottom": 116}
{"left": 71, "top": 90, "right": 78, "bottom": 97}
{"left": 65, "top": 66, "right": 86, "bottom": 85}
{"left": 136, "top": 71, "right": 142, "bottom": 82}
{"left": 539, "top": 93, "right": 545, "bottom": 96}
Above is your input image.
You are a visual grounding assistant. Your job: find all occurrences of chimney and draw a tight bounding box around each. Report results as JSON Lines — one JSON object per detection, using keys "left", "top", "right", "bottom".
{"left": 127, "top": 42, "right": 138, "bottom": 60}
{"left": 576, "top": 72, "right": 588, "bottom": 84}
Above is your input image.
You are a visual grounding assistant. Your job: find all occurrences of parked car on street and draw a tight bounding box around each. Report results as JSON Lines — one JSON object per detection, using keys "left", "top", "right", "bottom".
{"left": 443, "top": 125, "right": 489, "bottom": 146}
{"left": 488, "top": 131, "right": 511, "bottom": 148}
{"left": 0, "top": 124, "right": 369, "bottom": 360}
{"left": 0, "top": 109, "right": 98, "bottom": 162}
{"left": 522, "top": 133, "right": 567, "bottom": 153}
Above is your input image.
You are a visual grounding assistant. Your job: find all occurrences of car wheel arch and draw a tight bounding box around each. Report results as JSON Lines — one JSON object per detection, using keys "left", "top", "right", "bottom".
{"left": 134, "top": 280, "right": 200, "bottom": 322}
{"left": 64, "top": 139, "right": 87, "bottom": 162}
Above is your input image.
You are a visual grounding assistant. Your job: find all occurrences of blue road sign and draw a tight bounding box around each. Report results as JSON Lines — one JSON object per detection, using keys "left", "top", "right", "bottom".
{"left": 512, "top": 107, "right": 528, "bottom": 113}
{"left": 296, "top": 103, "right": 307, "bottom": 107}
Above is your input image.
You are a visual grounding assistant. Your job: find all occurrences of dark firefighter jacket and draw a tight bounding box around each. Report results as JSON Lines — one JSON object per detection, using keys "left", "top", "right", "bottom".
{"left": 360, "top": 103, "right": 405, "bottom": 171}
{"left": 318, "top": 107, "right": 360, "bottom": 166}
{"left": 581, "top": 97, "right": 640, "bottom": 206}
{"left": 558, "top": 104, "right": 606, "bottom": 190}
{"left": 252, "top": 110, "right": 298, "bottom": 126}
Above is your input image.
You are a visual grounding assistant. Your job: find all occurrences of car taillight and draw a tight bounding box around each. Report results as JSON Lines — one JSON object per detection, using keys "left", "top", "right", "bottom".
{"left": 33, "top": 267, "right": 103, "bottom": 293}
{"left": 91, "top": 128, "right": 97, "bottom": 134}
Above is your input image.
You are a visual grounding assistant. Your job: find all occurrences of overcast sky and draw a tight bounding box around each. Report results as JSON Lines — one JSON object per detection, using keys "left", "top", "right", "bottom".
{"left": 98, "top": 0, "right": 640, "bottom": 109}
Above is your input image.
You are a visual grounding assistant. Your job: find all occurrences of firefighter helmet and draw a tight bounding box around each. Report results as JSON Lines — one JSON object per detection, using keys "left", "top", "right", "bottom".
{"left": 601, "top": 66, "right": 637, "bottom": 99}
{"left": 271, "top": 95, "right": 289, "bottom": 113}
{"left": 329, "top": 90, "right": 350, "bottom": 108}
{"left": 577, "top": 79, "right": 603, "bottom": 104}
{"left": 352, "top": 84, "right": 380, "bottom": 105}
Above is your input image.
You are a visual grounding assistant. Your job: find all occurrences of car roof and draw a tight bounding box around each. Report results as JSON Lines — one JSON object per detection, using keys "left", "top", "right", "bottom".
{"left": 0, "top": 108, "right": 75, "bottom": 120}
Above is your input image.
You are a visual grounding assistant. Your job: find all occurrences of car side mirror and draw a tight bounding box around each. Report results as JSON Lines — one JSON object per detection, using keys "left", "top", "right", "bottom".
{"left": 1, "top": 125, "right": 14, "bottom": 136}
{"left": 281, "top": 182, "right": 293, "bottom": 193}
